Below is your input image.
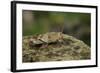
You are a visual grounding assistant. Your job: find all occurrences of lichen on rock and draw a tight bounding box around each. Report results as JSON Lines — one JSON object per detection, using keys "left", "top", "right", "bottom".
{"left": 22, "top": 32, "right": 90, "bottom": 62}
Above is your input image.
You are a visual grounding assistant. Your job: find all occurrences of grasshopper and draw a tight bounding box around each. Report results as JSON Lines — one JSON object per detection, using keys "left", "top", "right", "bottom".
{"left": 38, "top": 32, "right": 63, "bottom": 43}
{"left": 29, "top": 32, "right": 64, "bottom": 48}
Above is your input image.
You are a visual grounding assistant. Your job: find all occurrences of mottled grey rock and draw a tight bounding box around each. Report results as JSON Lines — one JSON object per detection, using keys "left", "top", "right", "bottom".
{"left": 22, "top": 32, "right": 90, "bottom": 62}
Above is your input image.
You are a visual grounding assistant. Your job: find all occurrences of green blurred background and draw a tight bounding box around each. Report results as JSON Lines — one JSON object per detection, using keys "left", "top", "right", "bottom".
{"left": 22, "top": 10, "right": 91, "bottom": 46}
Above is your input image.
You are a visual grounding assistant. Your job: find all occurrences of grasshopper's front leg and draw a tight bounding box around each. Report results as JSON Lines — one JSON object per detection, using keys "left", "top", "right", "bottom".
{"left": 38, "top": 39, "right": 48, "bottom": 48}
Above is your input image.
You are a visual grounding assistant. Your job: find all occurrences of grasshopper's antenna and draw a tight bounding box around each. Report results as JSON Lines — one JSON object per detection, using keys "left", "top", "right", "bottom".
{"left": 60, "top": 23, "right": 64, "bottom": 33}
{"left": 62, "top": 24, "right": 64, "bottom": 33}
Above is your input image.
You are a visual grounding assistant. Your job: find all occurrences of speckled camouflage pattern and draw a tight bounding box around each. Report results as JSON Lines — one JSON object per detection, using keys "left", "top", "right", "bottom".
{"left": 22, "top": 32, "right": 90, "bottom": 62}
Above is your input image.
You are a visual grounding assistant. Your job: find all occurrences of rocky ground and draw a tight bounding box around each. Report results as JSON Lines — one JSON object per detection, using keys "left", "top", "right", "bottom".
{"left": 22, "top": 32, "right": 90, "bottom": 63}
